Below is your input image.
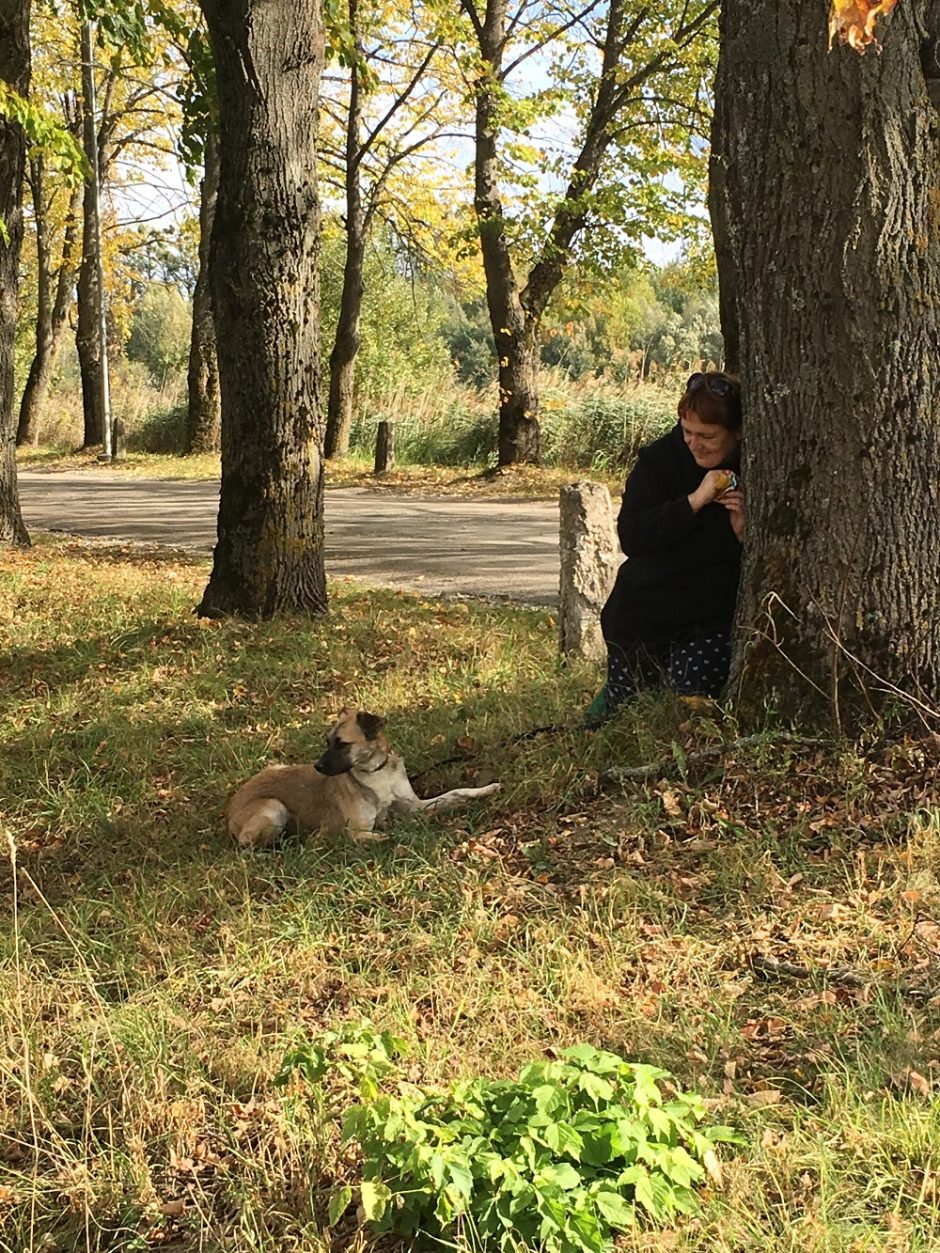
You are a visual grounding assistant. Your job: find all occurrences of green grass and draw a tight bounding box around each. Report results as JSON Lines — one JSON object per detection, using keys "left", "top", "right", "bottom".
{"left": 1, "top": 537, "right": 939, "bottom": 1251}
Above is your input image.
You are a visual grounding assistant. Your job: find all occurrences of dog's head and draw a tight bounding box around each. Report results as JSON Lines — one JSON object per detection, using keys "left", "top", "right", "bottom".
{"left": 315, "top": 708, "right": 388, "bottom": 776}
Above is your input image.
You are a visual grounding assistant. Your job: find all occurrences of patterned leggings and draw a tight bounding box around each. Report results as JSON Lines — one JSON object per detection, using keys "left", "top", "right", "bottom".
{"left": 606, "top": 633, "right": 731, "bottom": 709}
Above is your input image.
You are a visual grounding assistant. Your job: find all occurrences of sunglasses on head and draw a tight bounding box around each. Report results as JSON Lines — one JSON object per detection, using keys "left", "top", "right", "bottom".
{"left": 686, "top": 372, "right": 732, "bottom": 398}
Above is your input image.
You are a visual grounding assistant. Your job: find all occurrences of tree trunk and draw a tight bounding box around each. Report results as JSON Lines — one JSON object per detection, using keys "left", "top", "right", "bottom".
{"left": 76, "top": 140, "right": 102, "bottom": 448}
{"left": 17, "top": 165, "right": 82, "bottom": 446}
{"left": 0, "top": 0, "right": 31, "bottom": 546}
{"left": 185, "top": 126, "right": 221, "bottom": 454}
{"left": 196, "top": 0, "right": 326, "bottom": 619}
{"left": 714, "top": 0, "right": 940, "bottom": 726}
{"left": 324, "top": 0, "right": 364, "bottom": 460}
{"left": 472, "top": 31, "right": 540, "bottom": 466}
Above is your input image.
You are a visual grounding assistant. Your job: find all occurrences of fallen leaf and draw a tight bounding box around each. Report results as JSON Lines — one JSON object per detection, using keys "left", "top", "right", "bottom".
{"left": 159, "top": 1199, "right": 187, "bottom": 1217}
{"left": 702, "top": 1148, "right": 724, "bottom": 1188}
{"left": 659, "top": 789, "right": 682, "bottom": 817}
{"left": 890, "top": 1068, "right": 932, "bottom": 1097}
{"left": 745, "top": 1088, "right": 784, "bottom": 1108}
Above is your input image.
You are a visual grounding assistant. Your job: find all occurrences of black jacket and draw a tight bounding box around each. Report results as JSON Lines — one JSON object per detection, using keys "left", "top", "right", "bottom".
{"left": 600, "top": 422, "right": 742, "bottom": 650}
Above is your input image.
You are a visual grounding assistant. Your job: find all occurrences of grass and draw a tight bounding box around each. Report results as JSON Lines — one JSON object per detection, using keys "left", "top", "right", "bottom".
{"left": 1, "top": 537, "right": 939, "bottom": 1251}
{"left": 14, "top": 447, "right": 626, "bottom": 500}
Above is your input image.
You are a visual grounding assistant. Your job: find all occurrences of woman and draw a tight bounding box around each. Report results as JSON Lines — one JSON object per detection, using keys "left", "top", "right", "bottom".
{"left": 586, "top": 371, "right": 744, "bottom": 726}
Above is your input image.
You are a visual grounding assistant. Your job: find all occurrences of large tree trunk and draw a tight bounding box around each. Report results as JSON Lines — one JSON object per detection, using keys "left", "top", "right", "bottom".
{"left": 196, "top": 0, "right": 326, "bottom": 619}
{"left": 324, "top": 0, "right": 364, "bottom": 461}
{"left": 17, "top": 164, "right": 82, "bottom": 446}
{"left": 714, "top": 0, "right": 940, "bottom": 726}
{"left": 185, "top": 127, "right": 221, "bottom": 454}
{"left": 0, "top": 0, "right": 30, "bottom": 546}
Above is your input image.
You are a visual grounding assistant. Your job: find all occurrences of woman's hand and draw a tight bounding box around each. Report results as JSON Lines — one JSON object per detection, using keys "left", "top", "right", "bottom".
{"left": 688, "top": 469, "right": 736, "bottom": 514}
{"left": 719, "top": 488, "right": 745, "bottom": 541}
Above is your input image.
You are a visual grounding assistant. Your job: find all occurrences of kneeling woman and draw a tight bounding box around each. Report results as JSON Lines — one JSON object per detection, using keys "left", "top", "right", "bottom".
{"left": 590, "top": 372, "right": 744, "bottom": 724}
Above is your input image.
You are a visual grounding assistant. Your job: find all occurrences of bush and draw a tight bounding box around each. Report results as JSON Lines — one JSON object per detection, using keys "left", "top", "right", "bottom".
{"left": 279, "top": 1031, "right": 743, "bottom": 1253}
{"left": 126, "top": 284, "right": 191, "bottom": 384}
{"left": 538, "top": 375, "right": 677, "bottom": 471}
{"left": 125, "top": 403, "right": 188, "bottom": 453}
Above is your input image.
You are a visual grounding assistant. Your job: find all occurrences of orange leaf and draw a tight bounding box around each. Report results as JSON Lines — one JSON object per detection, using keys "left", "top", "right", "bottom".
{"left": 828, "top": 0, "right": 899, "bottom": 53}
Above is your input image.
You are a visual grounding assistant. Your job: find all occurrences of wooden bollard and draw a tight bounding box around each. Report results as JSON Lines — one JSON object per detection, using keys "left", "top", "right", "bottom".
{"left": 374, "top": 420, "right": 394, "bottom": 475}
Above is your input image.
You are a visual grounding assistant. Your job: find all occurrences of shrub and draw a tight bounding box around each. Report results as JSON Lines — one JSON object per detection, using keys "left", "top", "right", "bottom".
{"left": 278, "top": 1030, "right": 743, "bottom": 1253}
{"left": 126, "top": 283, "right": 192, "bottom": 384}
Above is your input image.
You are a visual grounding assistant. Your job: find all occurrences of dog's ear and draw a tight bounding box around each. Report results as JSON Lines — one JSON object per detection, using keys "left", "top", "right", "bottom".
{"left": 356, "top": 711, "right": 386, "bottom": 741}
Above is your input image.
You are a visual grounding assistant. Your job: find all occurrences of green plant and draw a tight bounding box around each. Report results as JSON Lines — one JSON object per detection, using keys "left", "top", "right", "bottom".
{"left": 286, "top": 1037, "right": 743, "bottom": 1252}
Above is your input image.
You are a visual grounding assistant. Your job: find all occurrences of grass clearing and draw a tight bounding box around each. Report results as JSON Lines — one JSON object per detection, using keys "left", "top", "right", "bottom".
{"left": 1, "top": 538, "right": 939, "bottom": 1251}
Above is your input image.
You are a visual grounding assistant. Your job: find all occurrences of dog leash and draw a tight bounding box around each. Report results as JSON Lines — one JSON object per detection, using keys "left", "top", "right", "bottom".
{"left": 408, "top": 722, "right": 570, "bottom": 784}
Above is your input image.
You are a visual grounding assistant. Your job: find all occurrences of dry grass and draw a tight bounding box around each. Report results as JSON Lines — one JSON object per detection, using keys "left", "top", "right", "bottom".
{"left": 14, "top": 448, "right": 624, "bottom": 500}
{"left": 1, "top": 537, "right": 939, "bottom": 1252}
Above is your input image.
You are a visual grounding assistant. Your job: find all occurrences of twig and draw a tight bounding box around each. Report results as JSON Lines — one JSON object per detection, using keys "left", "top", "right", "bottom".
{"left": 599, "top": 732, "right": 829, "bottom": 786}
{"left": 408, "top": 723, "right": 570, "bottom": 784}
{"left": 750, "top": 951, "right": 936, "bottom": 1001}
{"left": 750, "top": 952, "right": 867, "bottom": 988}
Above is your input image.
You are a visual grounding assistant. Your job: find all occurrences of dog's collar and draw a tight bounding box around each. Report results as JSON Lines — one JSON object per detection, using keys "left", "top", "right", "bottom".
{"left": 361, "top": 753, "right": 390, "bottom": 774}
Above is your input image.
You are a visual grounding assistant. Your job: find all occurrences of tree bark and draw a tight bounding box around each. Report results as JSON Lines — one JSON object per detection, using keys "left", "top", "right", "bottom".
{"left": 324, "top": 0, "right": 364, "bottom": 460}
{"left": 714, "top": 0, "right": 940, "bottom": 726}
{"left": 196, "top": 0, "right": 326, "bottom": 619}
{"left": 17, "top": 161, "right": 82, "bottom": 446}
{"left": 0, "top": 0, "right": 30, "bottom": 546}
{"left": 185, "top": 126, "right": 221, "bottom": 454}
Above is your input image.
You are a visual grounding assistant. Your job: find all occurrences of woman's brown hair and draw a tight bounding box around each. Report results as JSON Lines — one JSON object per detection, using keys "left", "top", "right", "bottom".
{"left": 677, "top": 372, "right": 742, "bottom": 431}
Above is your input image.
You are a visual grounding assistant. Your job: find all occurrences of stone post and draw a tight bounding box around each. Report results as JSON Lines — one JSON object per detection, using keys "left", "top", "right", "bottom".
{"left": 558, "top": 481, "right": 621, "bottom": 662}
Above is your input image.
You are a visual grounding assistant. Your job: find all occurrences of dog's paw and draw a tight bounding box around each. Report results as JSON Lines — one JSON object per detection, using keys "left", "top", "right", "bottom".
{"left": 479, "top": 782, "right": 501, "bottom": 796}
{"left": 348, "top": 829, "right": 389, "bottom": 844}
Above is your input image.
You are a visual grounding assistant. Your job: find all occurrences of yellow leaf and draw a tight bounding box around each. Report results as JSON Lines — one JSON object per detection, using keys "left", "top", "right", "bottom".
{"left": 828, "top": 0, "right": 898, "bottom": 52}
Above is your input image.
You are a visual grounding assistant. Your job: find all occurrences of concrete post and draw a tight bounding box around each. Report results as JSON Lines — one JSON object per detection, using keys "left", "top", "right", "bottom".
{"left": 558, "top": 481, "right": 621, "bottom": 662}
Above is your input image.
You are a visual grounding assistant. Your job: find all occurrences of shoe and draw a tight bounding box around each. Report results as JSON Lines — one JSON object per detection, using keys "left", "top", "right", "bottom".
{"left": 583, "top": 684, "right": 611, "bottom": 730}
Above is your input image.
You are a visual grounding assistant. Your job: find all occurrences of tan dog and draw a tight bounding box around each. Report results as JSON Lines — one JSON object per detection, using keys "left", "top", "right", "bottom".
{"left": 227, "top": 709, "right": 500, "bottom": 847}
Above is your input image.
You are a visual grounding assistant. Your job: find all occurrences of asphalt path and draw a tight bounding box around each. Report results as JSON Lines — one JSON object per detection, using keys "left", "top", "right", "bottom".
{"left": 17, "top": 471, "right": 565, "bottom": 605}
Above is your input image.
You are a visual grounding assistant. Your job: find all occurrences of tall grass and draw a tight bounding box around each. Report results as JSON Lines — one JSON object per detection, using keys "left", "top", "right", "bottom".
{"left": 27, "top": 365, "right": 677, "bottom": 472}
{"left": 348, "top": 368, "right": 678, "bottom": 469}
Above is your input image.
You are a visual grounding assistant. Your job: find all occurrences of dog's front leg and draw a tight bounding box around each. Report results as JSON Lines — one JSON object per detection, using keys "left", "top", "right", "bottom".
{"left": 345, "top": 818, "right": 388, "bottom": 843}
{"left": 418, "top": 783, "right": 501, "bottom": 816}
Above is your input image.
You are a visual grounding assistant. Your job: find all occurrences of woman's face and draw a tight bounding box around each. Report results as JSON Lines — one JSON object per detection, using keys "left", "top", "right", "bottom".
{"left": 680, "top": 411, "right": 741, "bottom": 468}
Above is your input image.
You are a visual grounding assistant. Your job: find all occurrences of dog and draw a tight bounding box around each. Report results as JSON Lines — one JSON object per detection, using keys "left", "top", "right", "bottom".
{"left": 227, "top": 708, "right": 500, "bottom": 847}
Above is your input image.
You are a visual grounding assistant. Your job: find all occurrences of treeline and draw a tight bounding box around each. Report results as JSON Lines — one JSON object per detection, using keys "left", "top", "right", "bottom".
{"left": 16, "top": 222, "right": 723, "bottom": 467}
{"left": 10, "top": 0, "right": 720, "bottom": 468}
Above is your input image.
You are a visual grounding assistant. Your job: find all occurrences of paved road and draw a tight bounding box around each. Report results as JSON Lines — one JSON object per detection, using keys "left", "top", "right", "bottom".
{"left": 17, "top": 471, "right": 562, "bottom": 605}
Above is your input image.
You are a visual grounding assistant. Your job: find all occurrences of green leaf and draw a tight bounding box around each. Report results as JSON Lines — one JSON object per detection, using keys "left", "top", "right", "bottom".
{"left": 594, "top": 1187, "right": 635, "bottom": 1229}
{"left": 327, "top": 1183, "right": 353, "bottom": 1226}
{"left": 538, "top": 1162, "right": 581, "bottom": 1191}
{"left": 360, "top": 1179, "right": 391, "bottom": 1224}
{"left": 446, "top": 1159, "right": 474, "bottom": 1205}
{"left": 533, "top": 1083, "right": 564, "bottom": 1115}
{"left": 578, "top": 1071, "right": 615, "bottom": 1105}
